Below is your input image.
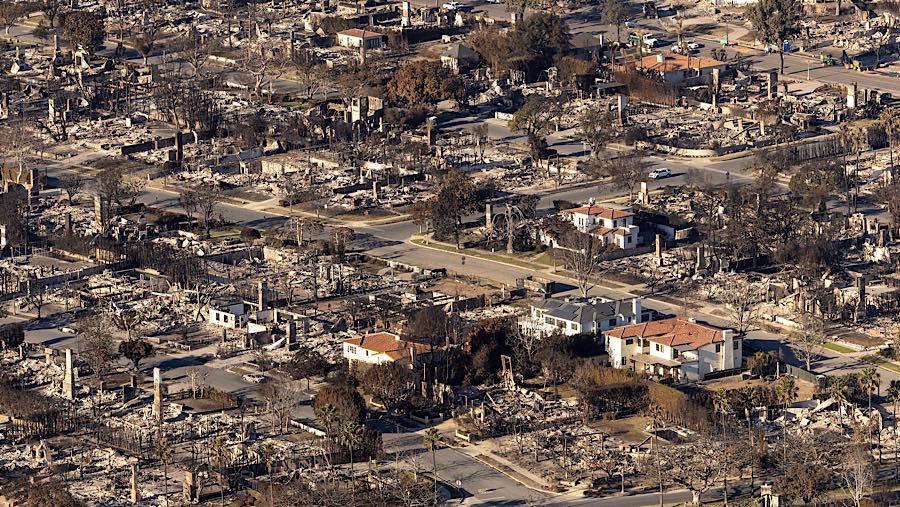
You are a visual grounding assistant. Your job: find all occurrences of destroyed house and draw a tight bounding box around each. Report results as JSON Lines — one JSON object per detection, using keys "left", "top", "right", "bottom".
{"left": 522, "top": 296, "right": 645, "bottom": 337}
{"left": 604, "top": 317, "right": 741, "bottom": 382}
{"left": 342, "top": 331, "right": 435, "bottom": 367}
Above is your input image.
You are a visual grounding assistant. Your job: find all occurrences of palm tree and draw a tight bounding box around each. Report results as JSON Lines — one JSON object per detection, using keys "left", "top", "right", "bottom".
{"left": 423, "top": 427, "right": 443, "bottom": 504}
{"left": 210, "top": 436, "right": 229, "bottom": 507}
{"left": 339, "top": 421, "right": 362, "bottom": 483}
{"left": 860, "top": 367, "right": 880, "bottom": 414}
{"left": 777, "top": 377, "right": 798, "bottom": 417}
{"left": 155, "top": 433, "right": 174, "bottom": 507}
{"left": 738, "top": 386, "right": 757, "bottom": 447}
{"left": 880, "top": 108, "right": 900, "bottom": 175}
{"left": 887, "top": 380, "right": 900, "bottom": 477}
{"left": 648, "top": 403, "right": 665, "bottom": 507}
{"left": 712, "top": 389, "right": 732, "bottom": 507}
{"left": 317, "top": 403, "right": 337, "bottom": 437}
{"left": 828, "top": 376, "right": 849, "bottom": 435}
{"left": 262, "top": 441, "right": 279, "bottom": 507}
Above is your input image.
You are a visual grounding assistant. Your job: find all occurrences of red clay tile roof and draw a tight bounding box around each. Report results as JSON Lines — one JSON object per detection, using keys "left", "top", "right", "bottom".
{"left": 606, "top": 317, "right": 727, "bottom": 350}
{"left": 343, "top": 331, "right": 431, "bottom": 358}
{"left": 639, "top": 53, "right": 723, "bottom": 73}
{"left": 563, "top": 206, "right": 634, "bottom": 219}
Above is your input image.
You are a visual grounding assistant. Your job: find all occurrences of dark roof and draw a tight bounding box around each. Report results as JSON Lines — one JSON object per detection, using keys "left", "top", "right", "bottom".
{"left": 535, "top": 298, "right": 635, "bottom": 325}
{"left": 443, "top": 43, "right": 478, "bottom": 61}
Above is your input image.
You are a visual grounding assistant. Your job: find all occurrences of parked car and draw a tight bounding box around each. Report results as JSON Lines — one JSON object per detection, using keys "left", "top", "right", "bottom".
{"left": 443, "top": 1, "right": 461, "bottom": 9}
{"left": 243, "top": 373, "right": 266, "bottom": 384}
{"left": 648, "top": 168, "right": 672, "bottom": 179}
{"left": 687, "top": 41, "right": 702, "bottom": 50}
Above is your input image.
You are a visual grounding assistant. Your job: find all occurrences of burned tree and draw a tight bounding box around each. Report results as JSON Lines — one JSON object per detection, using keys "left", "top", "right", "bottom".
{"left": 560, "top": 231, "right": 602, "bottom": 297}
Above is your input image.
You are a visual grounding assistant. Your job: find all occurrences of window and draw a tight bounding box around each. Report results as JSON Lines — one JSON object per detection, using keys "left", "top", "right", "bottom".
{"left": 347, "top": 345, "right": 357, "bottom": 355}
{"left": 655, "top": 343, "right": 661, "bottom": 352}
{"left": 627, "top": 236, "right": 632, "bottom": 244}
{"left": 733, "top": 340, "right": 740, "bottom": 350}
{"left": 608, "top": 318, "right": 616, "bottom": 327}
{"left": 570, "top": 322, "right": 577, "bottom": 331}
{"left": 715, "top": 344, "right": 721, "bottom": 353}
{"left": 215, "top": 313, "right": 220, "bottom": 321}
{"left": 625, "top": 338, "right": 634, "bottom": 345}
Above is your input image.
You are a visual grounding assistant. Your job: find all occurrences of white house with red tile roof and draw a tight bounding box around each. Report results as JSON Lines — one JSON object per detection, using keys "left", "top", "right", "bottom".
{"left": 342, "top": 331, "right": 433, "bottom": 367}
{"left": 603, "top": 317, "right": 740, "bottom": 382}
{"left": 560, "top": 205, "right": 639, "bottom": 250}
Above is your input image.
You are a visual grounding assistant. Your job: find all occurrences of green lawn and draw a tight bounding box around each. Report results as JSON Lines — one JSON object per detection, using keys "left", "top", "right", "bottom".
{"left": 824, "top": 342, "right": 855, "bottom": 354}
{"left": 410, "top": 239, "right": 546, "bottom": 270}
{"left": 863, "top": 355, "right": 900, "bottom": 374}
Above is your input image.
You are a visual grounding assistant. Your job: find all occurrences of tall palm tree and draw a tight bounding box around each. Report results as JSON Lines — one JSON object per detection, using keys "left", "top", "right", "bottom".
{"left": 860, "top": 367, "right": 880, "bottom": 414}
{"left": 648, "top": 403, "right": 665, "bottom": 507}
{"left": 777, "top": 377, "right": 798, "bottom": 417}
{"left": 887, "top": 380, "right": 900, "bottom": 478}
{"left": 318, "top": 403, "right": 337, "bottom": 438}
{"left": 155, "top": 433, "right": 174, "bottom": 507}
{"left": 828, "top": 376, "right": 849, "bottom": 435}
{"left": 423, "top": 427, "right": 443, "bottom": 505}
{"left": 262, "top": 441, "right": 279, "bottom": 507}
{"left": 712, "top": 390, "right": 733, "bottom": 507}
{"left": 739, "top": 386, "right": 757, "bottom": 447}
{"left": 210, "top": 436, "right": 229, "bottom": 507}
{"left": 880, "top": 108, "right": 900, "bottom": 175}
{"left": 339, "top": 421, "right": 362, "bottom": 482}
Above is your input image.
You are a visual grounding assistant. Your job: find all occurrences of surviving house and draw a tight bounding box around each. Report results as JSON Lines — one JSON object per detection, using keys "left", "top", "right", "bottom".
{"left": 560, "top": 205, "right": 639, "bottom": 250}
{"left": 636, "top": 52, "right": 728, "bottom": 84}
{"left": 336, "top": 29, "right": 385, "bottom": 49}
{"left": 342, "top": 331, "right": 434, "bottom": 367}
{"left": 521, "top": 296, "right": 646, "bottom": 337}
{"left": 441, "top": 43, "right": 479, "bottom": 73}
{"left": 603, "top": 317, "right": 741, "bottom": 382}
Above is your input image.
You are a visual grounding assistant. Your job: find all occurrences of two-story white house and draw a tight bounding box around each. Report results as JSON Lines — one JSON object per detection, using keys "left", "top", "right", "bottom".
{"left": 560, "top": 205, "right": 639, "bottom": 250}
{"left": 521, "top": 296, "right": 647, "bottom": 337}
{"left": 342, "top": 331, "right": 434, "bottom": 367}
{"left": 603, "top": 317, "right": 741, "bottom": 382}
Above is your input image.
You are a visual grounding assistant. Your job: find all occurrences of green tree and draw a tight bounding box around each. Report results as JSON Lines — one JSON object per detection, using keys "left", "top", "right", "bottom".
{"left": 828, "top": 376, "right": 849, "bottom": 434}
{"left": 386, "top": 60, "right": 462, "bottom": 107}
{"left": 423, "top": 427, "right": 442, "bottom": 504}
{"left": 429, "top": 169, "right": 478, "bottom": 247}
{"left": 313, "top": 384, "right": 365, "bottom": 426}
{"left": 508, "top": 96, "right": 557, "bottom": 171}
{"left": 155, "top": 432, "right": 174, "bottom": 507}
{"left": 119, "top": 339, "right": 153, "bottom": 372}
{"left": 64, "top": 11, "right": 106, "bottom": 53}
{"left": 747, "top": 0, "right": 801, "bottom": 74}
{"left": 0, "top": 2, "right": 25, "bottom": 35}
{"left": 860, "top": 367, "right": 880, "bottom": 414}
{"left": 286, "top": 347, "right": 328, "bottom": 390}
{"left": 887, "top": 380, "right": 900, "bottom": 477}
{"left": 361, "top": 362, "right": 411, "bottom": 414}
{"left": 600, "top": 0, "right": 629, "bottom": 44}
{"left": 508, "top": 13, "right": 571, "bottom": 78}
{"left": 579, "top": 103, "right": 615, "bottom": 158}
{"left": 880, "top": 107, "right": 900, "bottom": 174}
{"left": 777, "top": 377, "right": 798, "bottom": 416}
{"left": 339, "top": 420, "right": 362, "bottom": 490}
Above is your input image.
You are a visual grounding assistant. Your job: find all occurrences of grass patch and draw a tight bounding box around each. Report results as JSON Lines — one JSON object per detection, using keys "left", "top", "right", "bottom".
{"left": 824, "top": 342, "right": 855, "bottom": 354}
{"left": 863, "top": 356, "right": 900, "bottom": 374}
{"left": 411, "top": 239, "right": 546, "bottom": 270}
{"left": 531, "top": 252, "right": 556, "bottom": 266}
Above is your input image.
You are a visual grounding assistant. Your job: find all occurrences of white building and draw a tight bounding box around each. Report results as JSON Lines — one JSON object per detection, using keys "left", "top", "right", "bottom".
{"left": 336, "top": 29, "right": 384, "bottom": 49}
{"left": 209, "top": 302, "right": 249, "bottom": 329}
{"left": 342, "top": 331, "right": 433, "bottom": 367}
{"left": 521, "top": 296, "right": 646, "bottom": 337}
{"left": 603, "top": 317, "right": 741, "bottom": 382}
{"left": 560, "top": 205, "right": 639, "bottom": 250}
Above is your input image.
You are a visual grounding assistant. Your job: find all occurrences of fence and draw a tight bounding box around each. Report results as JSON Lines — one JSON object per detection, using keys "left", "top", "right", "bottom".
{"left": 783, "top": 363, "right": 820, "bottom": 384}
